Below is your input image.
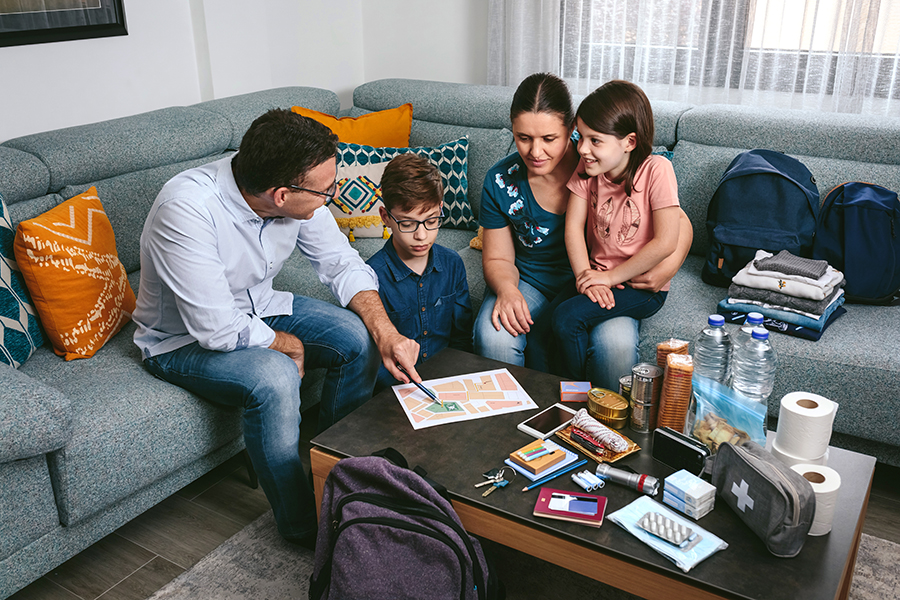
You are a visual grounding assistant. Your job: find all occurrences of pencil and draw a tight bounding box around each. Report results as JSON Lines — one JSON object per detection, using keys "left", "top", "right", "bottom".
{"left": 398, "top": 365, "right": 442, "bottom": 407}
{"left": 521, "top": 458, "right": 588, "bottom": 492}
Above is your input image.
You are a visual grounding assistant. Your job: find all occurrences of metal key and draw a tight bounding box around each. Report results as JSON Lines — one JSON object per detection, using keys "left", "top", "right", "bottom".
{"left": 482, "top": 478, "right": 508, "bottom": 497}
{"left": 475, "top": 468, "right": 501, "bottom": 488}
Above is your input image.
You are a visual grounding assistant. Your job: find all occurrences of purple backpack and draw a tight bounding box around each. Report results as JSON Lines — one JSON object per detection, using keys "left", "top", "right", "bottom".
{"left": 309, "top": 450, "right": 502, "bottom": 600}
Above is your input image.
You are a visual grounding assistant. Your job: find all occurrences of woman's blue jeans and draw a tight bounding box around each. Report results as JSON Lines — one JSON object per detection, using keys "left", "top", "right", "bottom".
{"left": 143, "top": 295, "right": 379, "bottom": 542}
{"left": 473, "top": 279, "right": 640, "bottom": 389}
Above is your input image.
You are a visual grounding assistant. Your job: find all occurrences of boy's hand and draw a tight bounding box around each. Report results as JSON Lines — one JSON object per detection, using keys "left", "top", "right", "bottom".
{"left": 575, "top": 268, "right": 611, "bottom": 294}
{"left": 491, "top": 286, "right": 533, "bottom": 337}
{"left": 584, "top": 284, "right": 615, "bottom": 309}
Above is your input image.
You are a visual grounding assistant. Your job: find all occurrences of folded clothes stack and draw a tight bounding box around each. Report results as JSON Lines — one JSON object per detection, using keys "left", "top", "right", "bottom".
{"left": 717, "top": 250, "right": 847, "bottom": 341}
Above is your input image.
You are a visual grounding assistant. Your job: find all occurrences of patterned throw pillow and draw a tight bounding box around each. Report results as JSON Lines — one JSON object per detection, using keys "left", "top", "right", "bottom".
{"left": 291, "top": 103, "right": 413, "bottom": 148}
{"left": 13, "top": 187, "right": 136, "bottom": 360}
{"left": 331, "top": 137, "right": 475, "bottom": 239}
{"left": 0, "top": 193, "right": 45, "bottom": 367}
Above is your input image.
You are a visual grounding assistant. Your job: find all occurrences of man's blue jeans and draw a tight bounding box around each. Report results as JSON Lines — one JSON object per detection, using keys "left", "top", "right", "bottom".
{"left": 143, "top": 295, "right": 379, "bottom": 542}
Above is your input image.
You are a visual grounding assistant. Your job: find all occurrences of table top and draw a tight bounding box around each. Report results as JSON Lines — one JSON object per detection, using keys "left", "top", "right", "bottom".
{"left": 311, "top": 349, "right": 876, "bottom": 600}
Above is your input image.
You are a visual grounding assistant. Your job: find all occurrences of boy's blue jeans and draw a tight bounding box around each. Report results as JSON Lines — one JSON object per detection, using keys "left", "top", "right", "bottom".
{"left": 473, "top": 279, "right": 641, "bottom": 389}
{"left": 551, "top": 286, "right": 667, "bottom": 380}
{"left": 143, "top": 295, "right": 379, "bottom": 542}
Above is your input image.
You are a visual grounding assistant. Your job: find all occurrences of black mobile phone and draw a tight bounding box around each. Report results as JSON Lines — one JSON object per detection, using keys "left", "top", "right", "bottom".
{"left": 651, "top": 427, "right": 711, "bottom": 475}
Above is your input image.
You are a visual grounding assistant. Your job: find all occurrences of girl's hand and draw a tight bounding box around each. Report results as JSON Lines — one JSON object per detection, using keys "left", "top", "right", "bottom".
{"left": 575, "top": 268, "right": 611, "bottom": 294}
{"left": 492, "top": 286, "right": 533, "bottom": 337}
{"left": 584, "top": 284, "right": 615, "bottom": 308}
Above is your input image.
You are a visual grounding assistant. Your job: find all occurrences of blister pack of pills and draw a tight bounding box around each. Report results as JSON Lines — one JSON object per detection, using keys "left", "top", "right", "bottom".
{"left": 636, "top": 511, "right": 702, "bottom": 551}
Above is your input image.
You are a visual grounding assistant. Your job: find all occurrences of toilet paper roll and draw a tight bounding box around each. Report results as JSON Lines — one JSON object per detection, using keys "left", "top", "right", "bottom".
{"left": 771, "top": 441, "right": 829, "bottom": 468}
{"left": 791, "top": 464, "right": 841, "bottom": 536}
{"left": 775, "top": 392, "right": 838, "bottom": 460}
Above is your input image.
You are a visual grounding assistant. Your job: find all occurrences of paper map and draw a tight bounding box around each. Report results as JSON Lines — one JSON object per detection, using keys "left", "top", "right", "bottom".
{"left": 392, "top": 368, "right": 538, "bottom": 430}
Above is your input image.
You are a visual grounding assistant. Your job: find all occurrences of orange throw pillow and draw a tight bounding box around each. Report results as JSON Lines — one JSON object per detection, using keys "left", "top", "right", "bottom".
{"left": 14, "top": 187, "right": 136, "bottom": 360}
{"left": 291, "top": 103, "right": 413, "bottom": 147}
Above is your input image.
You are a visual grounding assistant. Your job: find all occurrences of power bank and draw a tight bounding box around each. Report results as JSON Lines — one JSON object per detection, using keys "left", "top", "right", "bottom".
{"left": 651, "top": 427, "right": 711, "bottom": 475}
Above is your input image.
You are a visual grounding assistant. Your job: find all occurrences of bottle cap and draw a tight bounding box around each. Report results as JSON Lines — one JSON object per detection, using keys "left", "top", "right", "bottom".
{"left": 708, "top": 314, "right": 725, "bottom": 326}
{"left": 751, "top": 327, "right": 769, "bottom": 340}
{"left": 747, "top": 312, "right": 764, "bottom": 325}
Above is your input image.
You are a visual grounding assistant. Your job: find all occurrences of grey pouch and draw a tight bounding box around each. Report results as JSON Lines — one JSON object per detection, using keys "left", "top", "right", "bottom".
{"left": 711, "top": 441, "right": 815, "bottom": 557}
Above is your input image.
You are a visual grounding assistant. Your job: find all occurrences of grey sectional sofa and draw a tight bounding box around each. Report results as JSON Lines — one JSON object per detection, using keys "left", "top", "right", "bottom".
{"left": 1, "top": 78, "right": 898, "bottom": 598}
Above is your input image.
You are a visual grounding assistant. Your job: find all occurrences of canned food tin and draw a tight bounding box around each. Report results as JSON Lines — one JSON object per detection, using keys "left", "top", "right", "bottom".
{"left": 587, "top": 388, "right": 629, "bottom": 420}
{"left": 596, "top": 413, "right": 629, "bottom": 430}
{"left": 618, "top": 374, "right": 632, "bottom": 400}
{"left": 631, "top": 363, "right": 664, "bottom": 405}
{"left": 630, "top": 400, "right": 658, "bottom": 433}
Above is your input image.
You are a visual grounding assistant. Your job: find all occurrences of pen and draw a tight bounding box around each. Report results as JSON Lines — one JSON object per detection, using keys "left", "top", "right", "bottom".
{"left": 521, "top": 458, "right": 588, "bottom": 492}
{"left": 397, "top": 364, "right": 442, "bottom": 407}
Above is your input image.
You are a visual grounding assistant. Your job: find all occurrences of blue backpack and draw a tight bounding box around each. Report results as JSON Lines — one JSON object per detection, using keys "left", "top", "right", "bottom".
{"left": 812, "top": 182, "right": 900, "bottom": 304}
{"left": 702, "top": 149, "right": 820, "bottom": 287}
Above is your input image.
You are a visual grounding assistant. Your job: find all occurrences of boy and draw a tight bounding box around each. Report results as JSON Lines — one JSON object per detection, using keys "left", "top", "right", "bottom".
{"left": 367, "top": 154, "right": 473, "bottom": 391}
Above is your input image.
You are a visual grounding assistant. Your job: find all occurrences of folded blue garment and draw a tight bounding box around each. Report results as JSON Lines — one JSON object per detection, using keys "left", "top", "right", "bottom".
{"left": 718, "top": 307, "right": 846, "bottom": 341}
{"left": 718, "top": 294, "right": 845, "bottom": 332}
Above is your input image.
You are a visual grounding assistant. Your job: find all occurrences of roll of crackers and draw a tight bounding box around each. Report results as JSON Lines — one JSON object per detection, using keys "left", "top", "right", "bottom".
{"left": 657, "top": 338, "right": 689, "bottom": 370}
{"left": 656, "top": 354, "right": 694, "bottom": 430}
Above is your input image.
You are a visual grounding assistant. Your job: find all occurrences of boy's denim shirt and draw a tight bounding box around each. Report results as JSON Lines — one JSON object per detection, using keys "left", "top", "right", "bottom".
{"left": 367, "top": 238, "right": 473, "bottom": 387}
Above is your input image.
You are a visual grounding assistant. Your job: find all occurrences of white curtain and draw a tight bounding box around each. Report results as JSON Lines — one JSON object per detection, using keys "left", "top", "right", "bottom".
{"left": 488, "top": 0, "right": 900, "bottom": 115}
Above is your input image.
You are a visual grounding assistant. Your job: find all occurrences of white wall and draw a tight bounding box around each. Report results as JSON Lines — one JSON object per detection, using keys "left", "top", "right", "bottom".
{"left": 0, "top": 0, "right": 488, "bottom": 143}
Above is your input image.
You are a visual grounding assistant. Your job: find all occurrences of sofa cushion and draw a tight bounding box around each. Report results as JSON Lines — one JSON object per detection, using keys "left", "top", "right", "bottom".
{"left": 338, "top": 138, "right": 476, "bottom": 230}
{"left": 0, "top": 455, "right": 59, "bottom": 562}
{"left": 0, "top": 193, "right": 44, "bottom": 367}
{"left": 641, "top": 255, "right": 900, "bottom": 448}
{"left": 14, "top": 188, "right": 136, "bottom": 361}
{"left": 61, "top": 153, "right": 234, "bottom": 274}
{"left": 0, "top": 362, "right": 72, "bottom": 461}
{"left": 195, "top": 86, "right": 342, "bottom": 150}
{"left": 0, "top": 146, "right": 50, "bottom": 205}
{"left": 2, "top": 107, "right": 232, "bottom": 192}
{"left": 293, "top": 103, "right": 413, "bottom": 147}
{"left": 19, "top": 318, "right": 243, "bottom": 526}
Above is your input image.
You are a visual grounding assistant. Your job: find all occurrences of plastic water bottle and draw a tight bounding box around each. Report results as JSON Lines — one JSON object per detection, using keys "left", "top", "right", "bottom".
{"left": 733, "top": 312, "right": 764, "bottom": 350}
{"left": 731, "top": 327, "right": 777, "bottom": 404}
{"left": 693, "top": 314, "right": 732, "bottom": 383}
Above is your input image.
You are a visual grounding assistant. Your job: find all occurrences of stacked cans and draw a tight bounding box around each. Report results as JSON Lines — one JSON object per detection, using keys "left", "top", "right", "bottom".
{"left": 586, "top": 388, "right": 629, "bottom": 430}
{"left": 629, "top": 363, "right": 663, "bottom": 433}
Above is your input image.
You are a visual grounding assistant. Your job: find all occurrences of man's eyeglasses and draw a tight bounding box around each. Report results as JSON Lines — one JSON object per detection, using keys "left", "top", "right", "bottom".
{"left": 388, "top": 209, "right": 445, "bottom": 233}
{"left": 284, "top": 181, "right": 338, "bottom": 200}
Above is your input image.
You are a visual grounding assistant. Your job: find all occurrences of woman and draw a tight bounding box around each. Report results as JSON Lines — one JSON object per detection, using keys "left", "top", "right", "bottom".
{"left": 473, "top": 73, "right": 693, "bottom": 388}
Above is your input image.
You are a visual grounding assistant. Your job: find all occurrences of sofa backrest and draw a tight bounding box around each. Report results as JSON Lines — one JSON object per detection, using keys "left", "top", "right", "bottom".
{"left": 352, "top": 78, "right": 691, "bottom": 220}
{"left": 673, "top": 103, "right": 900, "bottom": 256}
{"left": 0, "top": 87, "right": 342, "bottom": 273}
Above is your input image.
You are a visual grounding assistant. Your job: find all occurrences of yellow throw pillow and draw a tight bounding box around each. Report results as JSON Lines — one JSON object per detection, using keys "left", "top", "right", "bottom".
{"left": 14, "top": 187, "right": 136, "bottom": 360}
{"left": 291, "top": 103, "right": 413, "bottom": 147}
{"left": 470, "top": 226, "right": 484, "bottom": 251}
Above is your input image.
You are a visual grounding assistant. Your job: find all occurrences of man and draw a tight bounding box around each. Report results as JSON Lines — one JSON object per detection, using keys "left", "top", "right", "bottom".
{"left": 133, "top": 109, "right": 420, "bottom": 547}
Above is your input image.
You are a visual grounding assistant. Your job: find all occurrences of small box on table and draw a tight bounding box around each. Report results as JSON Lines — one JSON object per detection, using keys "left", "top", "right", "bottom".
{"left": 560, "top": 381, "right": 592, "bottom": 403}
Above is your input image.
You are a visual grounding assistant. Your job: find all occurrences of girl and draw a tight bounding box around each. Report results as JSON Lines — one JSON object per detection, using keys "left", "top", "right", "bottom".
{"left": 551, "top": 80, "right": 682, "bottom": 380}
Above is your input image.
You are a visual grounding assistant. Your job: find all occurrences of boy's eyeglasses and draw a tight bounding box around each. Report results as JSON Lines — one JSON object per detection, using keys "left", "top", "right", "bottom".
{"left": 284, "top": 181, "right": 339, "bottom": 200}
{"left": 387, "top": 209, "right": 445, "bottom": 233}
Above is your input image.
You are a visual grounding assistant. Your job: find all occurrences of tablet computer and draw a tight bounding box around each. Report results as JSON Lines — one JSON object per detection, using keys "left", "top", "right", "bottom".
{"left": 517, "top": 403, "right": 577, "bottom": 439}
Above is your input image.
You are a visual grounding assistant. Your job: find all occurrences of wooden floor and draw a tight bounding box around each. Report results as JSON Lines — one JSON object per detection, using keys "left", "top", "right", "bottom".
{"left": 9, "top": 431, "right": 900, "bottom": 600}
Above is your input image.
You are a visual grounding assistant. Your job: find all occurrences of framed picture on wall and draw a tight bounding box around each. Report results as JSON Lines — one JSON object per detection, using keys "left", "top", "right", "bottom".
{"left": 0, "top": 0, "right": 127, "bottom": 47}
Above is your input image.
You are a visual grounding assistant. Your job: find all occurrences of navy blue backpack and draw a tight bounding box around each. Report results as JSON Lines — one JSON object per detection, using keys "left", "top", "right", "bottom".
{"left": 702, "top": 149, "right": 820, "bottom": 287}
{"left": 812, "top": 182, "right": 900, "bottom": 304}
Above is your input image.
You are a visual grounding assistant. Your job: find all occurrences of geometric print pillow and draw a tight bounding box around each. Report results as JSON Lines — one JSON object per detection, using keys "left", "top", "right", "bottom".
{"left": 0, "top": 192, "right": 45, "bottom": 367}
{"left": 329, "top": 161, "right": 390, "bottom": 240}
{"left": 13, "top": 187, "right": 136, "bottom": 361}
{"left": 335, "top": 137, "right": 476, "bottom": 234}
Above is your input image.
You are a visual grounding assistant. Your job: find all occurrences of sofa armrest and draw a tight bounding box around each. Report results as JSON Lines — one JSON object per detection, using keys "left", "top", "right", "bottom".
{"left": 0, "top": 363, "right": 73, "bottom": 462}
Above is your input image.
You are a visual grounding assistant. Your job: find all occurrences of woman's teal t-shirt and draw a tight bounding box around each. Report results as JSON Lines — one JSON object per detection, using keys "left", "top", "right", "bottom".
{"left": 479, "top": 152, "right": 574, "bottom": 299}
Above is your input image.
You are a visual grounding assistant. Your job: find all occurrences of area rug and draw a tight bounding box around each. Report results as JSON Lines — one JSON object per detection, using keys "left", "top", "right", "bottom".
{"left": 148, "top": 510, "right": 899, "bottom": 600}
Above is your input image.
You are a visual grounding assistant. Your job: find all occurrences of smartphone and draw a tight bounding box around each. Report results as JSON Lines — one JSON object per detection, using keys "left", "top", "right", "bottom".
{"left": 517, "top": 403, "right": 577, "bottom": 439}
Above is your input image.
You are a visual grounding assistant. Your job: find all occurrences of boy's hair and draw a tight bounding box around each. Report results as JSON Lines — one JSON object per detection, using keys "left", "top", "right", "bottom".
{"left": 510, "top": 72, "right": 575, "bottom": 127}
{"left": 232, "top": 108, "right": 339, "bottom": 195}
{"left": 380, "top": 154, "right": 443, "bottom": 213}
{"left": 576, "top": 80, "right": 654, "bottom": 197}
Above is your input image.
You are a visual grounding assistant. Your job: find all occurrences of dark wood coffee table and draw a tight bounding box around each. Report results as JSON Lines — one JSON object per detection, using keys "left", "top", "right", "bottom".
{"left": 310, "top": 349, "right": 874, "bottom": 600}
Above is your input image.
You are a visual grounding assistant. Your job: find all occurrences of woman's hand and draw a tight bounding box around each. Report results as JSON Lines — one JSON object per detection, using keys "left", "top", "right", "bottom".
{"left": 491, "top": 285, "right": 533, "bottom": 336}
{"left": 628, "top": 209, "right": 693, "bottom": 293}
{"left": 584, "top": 284, "right": 615, "bottom": 308}
{"left": 575, "top": 268, "right": 611, "bottom": 294}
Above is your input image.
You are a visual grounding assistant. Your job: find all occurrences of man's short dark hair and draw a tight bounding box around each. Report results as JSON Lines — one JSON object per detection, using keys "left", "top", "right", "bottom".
{"left": 232, "top": 109, "right": 339, "bottom": 195}
{"left": 380, "top": 154, "right": 443, "bottom": 213}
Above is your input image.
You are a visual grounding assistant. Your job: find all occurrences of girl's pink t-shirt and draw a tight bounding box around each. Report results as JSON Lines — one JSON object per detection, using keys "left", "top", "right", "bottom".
{"left": 566, "top": 154, "right": 680, "bottom": 291}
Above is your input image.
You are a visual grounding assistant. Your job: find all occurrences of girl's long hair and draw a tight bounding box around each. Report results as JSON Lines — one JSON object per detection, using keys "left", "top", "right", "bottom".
{"left": 576, "top": 80, "right": 654, "bottom": 196}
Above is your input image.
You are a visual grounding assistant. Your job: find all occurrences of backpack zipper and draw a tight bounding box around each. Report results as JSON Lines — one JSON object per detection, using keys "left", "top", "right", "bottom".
{"left": 335, "top": 492, "right": 487, "bottom": 600}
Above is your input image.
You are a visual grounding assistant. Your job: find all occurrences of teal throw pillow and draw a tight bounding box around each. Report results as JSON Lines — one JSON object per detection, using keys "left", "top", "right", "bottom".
{"left": 0, "top": 193, "right": 45, "bottom": 367}
{"left": 336, "top": 137, "right": 476, "bottom": 231}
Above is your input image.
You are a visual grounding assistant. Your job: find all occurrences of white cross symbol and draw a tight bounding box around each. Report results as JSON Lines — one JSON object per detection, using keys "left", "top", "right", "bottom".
{"left": 732, "top": 479, "right": 755, "bottom": 512}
